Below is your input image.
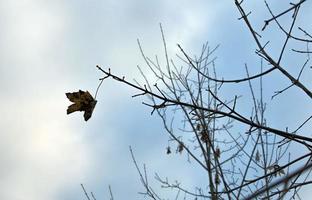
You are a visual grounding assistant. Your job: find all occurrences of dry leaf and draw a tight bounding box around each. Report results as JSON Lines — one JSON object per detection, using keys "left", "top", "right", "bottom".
{"left": 66, "top": 90, "right": 97, "bottom": 121}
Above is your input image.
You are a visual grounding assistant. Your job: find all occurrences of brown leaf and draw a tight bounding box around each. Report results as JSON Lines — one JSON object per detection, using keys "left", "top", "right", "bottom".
{"left": 66, "top": 90, "right": 97, "bottom": 121}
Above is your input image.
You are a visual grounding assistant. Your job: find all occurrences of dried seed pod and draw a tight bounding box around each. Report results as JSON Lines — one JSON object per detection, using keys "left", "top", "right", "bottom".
{"left": 215, "top": 172, "right": 220, "bottom": 185}
{"left": 177, "top": 142, "right": 184, "bottom": 154}
{"left": 215, "top": 147, "right": 221, "bottom": 158}
{"left": 255, "top": 150, "right": 260, "bottom": 162}
{"left": 166, "top": 146, "right": 171, "bottom": 154}
{"left": 200, "top": 130, "right": 209, "bottom": 144}
{"left": 196, "top": 123, "right": 201, "bottom": 131}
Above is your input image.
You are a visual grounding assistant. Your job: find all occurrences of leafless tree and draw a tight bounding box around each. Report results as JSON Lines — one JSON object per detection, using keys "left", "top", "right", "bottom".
{"left": 78, "top": 1, "right": 312, "bottom": 199}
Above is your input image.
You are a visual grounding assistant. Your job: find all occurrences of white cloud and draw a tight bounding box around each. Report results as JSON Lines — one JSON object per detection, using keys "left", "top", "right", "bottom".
{"left": 0, "top": 1, "right": 97, "bottom": 199}
{"left": 0, "top": 92, "right": 96, "bottom": 199}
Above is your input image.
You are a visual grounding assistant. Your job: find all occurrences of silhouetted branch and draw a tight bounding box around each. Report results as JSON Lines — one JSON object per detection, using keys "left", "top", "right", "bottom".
{"left": 96, "top": 65, "right": 312, "bottom": 146}
{"left": 244, "top": 161, "right": 312, "bottom": 200}
{"left": 262, "top": 0, "right": 306, "bottom": 31}
{"left": 81, "top": 184, "right": 91, "bottom": 200}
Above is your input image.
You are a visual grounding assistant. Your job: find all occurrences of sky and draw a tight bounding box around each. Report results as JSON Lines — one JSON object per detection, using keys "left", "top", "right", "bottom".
{"left": 0, "top": 0, "right": 312, "bottom": 199}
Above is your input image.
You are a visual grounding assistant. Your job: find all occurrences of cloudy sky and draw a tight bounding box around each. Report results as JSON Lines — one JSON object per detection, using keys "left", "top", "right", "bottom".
{"left": 1, "top": 0, "right": 312, "bottom": 199}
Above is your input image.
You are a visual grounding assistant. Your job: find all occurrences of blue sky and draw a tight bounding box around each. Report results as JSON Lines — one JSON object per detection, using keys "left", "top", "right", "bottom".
{"left": 1, "top": 0, "right": 312, "bottom": 199}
